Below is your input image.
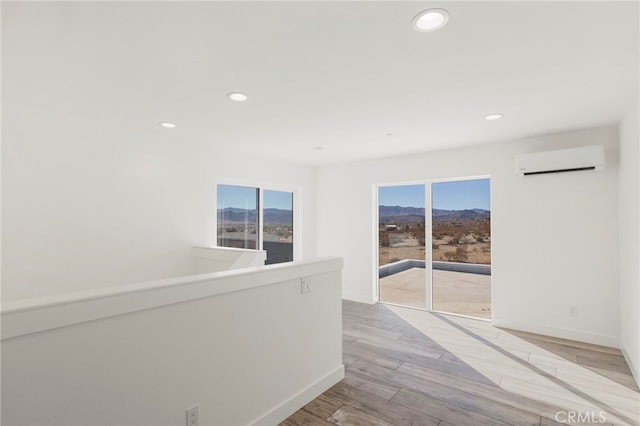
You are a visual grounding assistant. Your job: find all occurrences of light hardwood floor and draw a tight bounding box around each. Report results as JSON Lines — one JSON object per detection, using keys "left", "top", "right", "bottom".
{"left": 282, "top": 301, "right": 640, "bottom": 426}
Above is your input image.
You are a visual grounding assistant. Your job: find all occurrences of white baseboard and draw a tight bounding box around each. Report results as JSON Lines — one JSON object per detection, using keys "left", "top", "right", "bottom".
{"left": 492, "top": 317, "right": 619, "bottom": 348}
{"left": 621, "top": 346, "right": 640, "bottom": 389}
{"left": 251, "top": 364, "right": 345, "bottom": 426}
{"left": 342, "top": 293, "right": 376, "bottom": 304}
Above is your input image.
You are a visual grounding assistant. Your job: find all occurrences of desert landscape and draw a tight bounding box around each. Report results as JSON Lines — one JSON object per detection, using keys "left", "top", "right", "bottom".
{"left": 379, "top": 206, "right": 491, "bottom": 266}
{"left": 378, "top": 205, "right": 492, "bottom": 318}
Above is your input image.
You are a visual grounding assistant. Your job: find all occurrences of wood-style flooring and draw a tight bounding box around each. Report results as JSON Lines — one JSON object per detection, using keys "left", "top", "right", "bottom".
{"left": 282, "top": 300, "right": 640, "bottom": 426}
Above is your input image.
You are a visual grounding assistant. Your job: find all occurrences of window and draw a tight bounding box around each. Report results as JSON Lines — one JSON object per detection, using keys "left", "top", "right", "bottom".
{"left": 216, "top": 184, "right": 295, "bottom": 265}
{"left": 263, "top": 190, "right": 294, "bottom": 265}
{"left": 217, "top": 185, "right": 259, "bottom": 250}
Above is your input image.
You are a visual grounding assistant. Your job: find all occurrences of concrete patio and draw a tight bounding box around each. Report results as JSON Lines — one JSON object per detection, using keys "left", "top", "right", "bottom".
{"left": 379, "top": 268, "right": 492, "bottom": 319}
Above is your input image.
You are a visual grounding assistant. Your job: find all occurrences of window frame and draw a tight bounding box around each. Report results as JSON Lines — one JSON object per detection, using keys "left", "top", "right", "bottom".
{"left": 214, "top": 178, "right": 301, "bottom": 263}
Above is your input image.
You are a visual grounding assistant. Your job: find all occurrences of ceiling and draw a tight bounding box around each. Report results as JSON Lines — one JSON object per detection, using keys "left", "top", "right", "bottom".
{"left": 3, "top": 1, "right": 639, "bottom": 166}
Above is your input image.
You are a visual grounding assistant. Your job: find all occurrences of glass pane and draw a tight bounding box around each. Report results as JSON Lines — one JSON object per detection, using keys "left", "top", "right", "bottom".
{"left": 378, "top": 184, "right": 426, "bottom": 308}
{"left": 431, "top": 179, "right": 491, "bottom": 318}
{"left": 217, "top": 184, "right": 259, "bottom": 250}
{"left": 263, "top": 190, "right": 294, "bottom": 265}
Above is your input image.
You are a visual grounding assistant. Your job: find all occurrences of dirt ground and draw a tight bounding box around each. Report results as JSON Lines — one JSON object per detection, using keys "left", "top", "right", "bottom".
{"left": 432, "top": 239, "right": 491, "bottom": 264}
{"left": 379, "top": 235, "right": 490, "bottom": 265}
{"left": 379, "top": 245, "right": 426, "bottom": 265}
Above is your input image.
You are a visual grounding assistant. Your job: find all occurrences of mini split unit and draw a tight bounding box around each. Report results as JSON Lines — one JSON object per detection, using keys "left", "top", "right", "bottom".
{"left": 516, "top": 145, "right": 605, "bottom": 176}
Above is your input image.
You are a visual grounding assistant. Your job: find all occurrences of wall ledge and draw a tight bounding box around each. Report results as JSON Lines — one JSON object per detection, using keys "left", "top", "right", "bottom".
{"left": 193, "top": 246, "right": 266, "bottom": 273}
{"left": 378, "top": 259, "right": 491, "bottom": 278}
{"left": 193, "top": 245, "right": 266, "bottom": 260}
{"left": 1, "top": 257, "right": 343, "bottom": 340}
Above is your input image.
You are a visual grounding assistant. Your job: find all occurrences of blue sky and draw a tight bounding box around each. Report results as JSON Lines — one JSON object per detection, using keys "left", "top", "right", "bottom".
{"left": 217, "top": 185, "right": 293, "bottom": 210}
{"left": 432, "top": 179, "right": 490, "bottom": 210}
{"left": 218, "top": 180, "right": 489, "bottom": 211}
{"left": 264, "top": 190, "right": 293, "bottom": 210}
{"left": 379, "top": 185, "right": 425, "bottom": 208}
{"left": 379, "top": 179, "right": 490, "bottom": 210}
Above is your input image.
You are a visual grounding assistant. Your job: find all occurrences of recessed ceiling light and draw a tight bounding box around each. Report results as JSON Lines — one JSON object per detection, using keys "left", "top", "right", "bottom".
{"left": 386, "top": 133, "right": 394, "bottom": 137}
{"left": 313, "top": 146, "right": 324, "bottom": 150}
{"left": 412, "top": 9, "right": 449, "bottom": 32}
{"left": 159, "top": 122, "right": 176, "bottom": 128}
{"left": 485, "top": 113, "right": 504, "bottom": 121}
{"left": 227, "top": 92, "right": 248, "bottom": 102}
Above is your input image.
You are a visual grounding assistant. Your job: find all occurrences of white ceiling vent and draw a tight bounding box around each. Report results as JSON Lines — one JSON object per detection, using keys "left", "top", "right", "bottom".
{"left": 516, "top": 145, "right": 605, "bottom": 176}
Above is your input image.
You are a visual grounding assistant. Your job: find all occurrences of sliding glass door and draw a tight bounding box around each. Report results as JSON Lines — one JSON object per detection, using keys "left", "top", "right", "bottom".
{"left": 431, "top": 178, "right": 492, "bottom": 318}
{"left": 377, "top": 178, "right": 492, "bottom": 319}
{"left": 378, "top": 184, "right": 426, "bottom": 308}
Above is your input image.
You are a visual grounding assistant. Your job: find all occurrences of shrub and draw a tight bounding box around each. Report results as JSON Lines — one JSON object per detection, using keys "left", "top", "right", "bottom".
{"left": 455, "top": 246, "right": 468, "bottom": 262}
{"left": 379, "top": 231, "right": 390, "bottom": 247}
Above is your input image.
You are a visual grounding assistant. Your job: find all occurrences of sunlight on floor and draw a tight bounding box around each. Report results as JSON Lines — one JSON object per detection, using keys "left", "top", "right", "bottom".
{"left": 386, "top": 305, "right": 640, "bottom": 426}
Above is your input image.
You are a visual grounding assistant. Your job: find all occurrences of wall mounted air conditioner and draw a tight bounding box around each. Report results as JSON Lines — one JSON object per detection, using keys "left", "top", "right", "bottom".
{"left": 516, "top": 145, "right": 605, "bottom": 176}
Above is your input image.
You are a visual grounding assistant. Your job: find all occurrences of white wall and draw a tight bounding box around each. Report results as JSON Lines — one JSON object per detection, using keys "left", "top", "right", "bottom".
{"left": 2, "top": 258, "right": 344, "bottom": 426}
{"left": 316, "top": 126, "right": 620, "bottom": 347}
{"left": 1, "top": 102, "right": 316, "bottom": 301}
{"left": 193, "top": 246, "right": 267, "bottom": 273}
{"left": 619, "top": 94, "right": 640, "bottom": 382}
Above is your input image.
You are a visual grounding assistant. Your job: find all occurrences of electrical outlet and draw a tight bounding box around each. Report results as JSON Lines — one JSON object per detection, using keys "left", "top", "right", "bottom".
{"left": 186, "top": 405, "right": 199, "bottom": 426}
{"left": 569, "top": 306, "right": 578, "bottom": 316}
{"left": 301, "top": 278, "right": 312, "bottom": 293}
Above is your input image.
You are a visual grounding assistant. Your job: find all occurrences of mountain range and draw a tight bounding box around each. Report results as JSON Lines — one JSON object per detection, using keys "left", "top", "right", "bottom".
{"left": 219, "top": 205, "right": 488, "bottom": 226}
{"left": 379, "top": 205, "right": 489, "bottom": 224}
{"left": 218, "top": 207, "right": 293, "bottom": 225}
